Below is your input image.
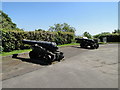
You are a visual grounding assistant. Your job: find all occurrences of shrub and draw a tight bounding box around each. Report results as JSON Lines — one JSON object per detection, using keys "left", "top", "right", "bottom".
{"left": 2, "top": 30, "right": 74, "bottom": 52}
{"left": 99, "top": 34, "right": 120, "bottom": 42}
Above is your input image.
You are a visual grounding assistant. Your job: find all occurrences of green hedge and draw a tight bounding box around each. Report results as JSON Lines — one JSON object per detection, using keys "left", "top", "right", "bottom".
{"left": 2, "top": 30, "right": 74, "bottom": 52}
{"left": 99, "top": 34, "right": 120, "bottom": 42}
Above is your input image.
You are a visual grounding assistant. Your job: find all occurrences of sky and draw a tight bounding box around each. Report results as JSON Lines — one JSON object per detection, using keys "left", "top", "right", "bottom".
{"left": 2, "top": 2, "right": 118, "bottom": 35}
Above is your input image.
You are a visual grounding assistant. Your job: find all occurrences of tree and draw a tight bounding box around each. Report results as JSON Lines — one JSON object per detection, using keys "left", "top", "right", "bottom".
{"left": 35, "top": 29, "right": 45, "bottom": 31}
{"left": 0, "top": 11, "right": 24, "bottom": 31}
{"left": 83, "top": 32, "right": 92, "bottom": 39}
{"left": 48, "top": 23, "right": 76, "bottom": 33}
{"left": 0, "top": 10, "right": 16, "bottom": 30}
{"left": 112, "top": 29, "right": 120, "bottom": 34}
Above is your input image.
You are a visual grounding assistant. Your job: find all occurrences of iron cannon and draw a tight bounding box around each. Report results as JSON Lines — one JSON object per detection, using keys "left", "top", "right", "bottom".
{"left": 22, "top": 40, "right": 64, "bottom": 64}
{"left": 75, "top": 38, "right": 99, "bottom": 49}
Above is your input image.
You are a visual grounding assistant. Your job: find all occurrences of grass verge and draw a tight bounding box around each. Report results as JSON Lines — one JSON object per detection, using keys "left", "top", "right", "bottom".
{"left": 98, "top": 42, "right": 120, "bottom": 44}
{"left": 1, "top": 49, "right": 32, "bottom": 56}
{"left": 58, "top": 43, "right": 79, "bottom": 47}
{"left": 98, "top": 42, "right": 106, "bottom": 44}
{"left": 1, "top": 43, "right": 79, "bottom": 56}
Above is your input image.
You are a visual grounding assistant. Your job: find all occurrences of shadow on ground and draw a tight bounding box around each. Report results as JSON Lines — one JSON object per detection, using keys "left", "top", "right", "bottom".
{"left": 12, "top": 54, "right": 49, "bottom": 66}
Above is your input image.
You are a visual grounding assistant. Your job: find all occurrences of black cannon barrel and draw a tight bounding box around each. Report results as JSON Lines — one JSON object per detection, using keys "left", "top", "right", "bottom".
{"left": 22, "top": 40, "right": 58, "bottom": 52}
{"left": 75, "top": 38, "right": 95, "bottom": 43}
{"left": 75, "top": 38, "right": 85, "bottom": 43}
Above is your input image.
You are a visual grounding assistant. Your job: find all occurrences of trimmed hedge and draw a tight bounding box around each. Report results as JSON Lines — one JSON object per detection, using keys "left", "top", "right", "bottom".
{"left": 99, "top": 34, "right": 120, "bottom": 42}
{"left": 2, "top": 30, "right": 74, "bottom": 52}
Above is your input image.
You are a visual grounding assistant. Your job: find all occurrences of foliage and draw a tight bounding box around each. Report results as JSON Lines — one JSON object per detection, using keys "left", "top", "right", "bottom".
{"left": 75, "top": 35, "right": 82, "bottom": 38}
{"left": 1, "top": 11, "right": 75, "bottom": 52}
{"left": 101, "top": 34, "right": 120, "bottom": 42}
{"left": 0, "top": 10, "right": 23, "bottom": 31}
{"left": 48, "top": 23, "right": 76, "bottom": 33}
{"left": 2, "top": 30, "right": 74, "bottom": 52}
{"left": 83, "top": 32, "right": 92, "bottom": 39}
{"left": 93, "top": 32, "right": 111, "bottom": 38}
{"left": 112, "top": 29, "right": 120, "bottom": 34}
{"left": 93, "top": 32, "right": 120, "bottom": 42}
{"left": 35, "top": 29, "right": 45, "bottom": 31}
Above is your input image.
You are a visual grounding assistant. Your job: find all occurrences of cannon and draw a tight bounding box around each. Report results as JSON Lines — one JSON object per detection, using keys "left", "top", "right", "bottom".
{"left": 75, "top": 38, "right": 99, "bottom": 49}
{"left": 22, "top": 40, "right": 64, "bottom": 64}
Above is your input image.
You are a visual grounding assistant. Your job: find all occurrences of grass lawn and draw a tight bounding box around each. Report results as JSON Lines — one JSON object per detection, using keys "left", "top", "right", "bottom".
{"left": 58, "top": 43, "right": 79, "bottom": 47}
{"left": 1, "top": 43, "right": 79, "bottom": 56}
{"left": 1, "top": 49, "right": 32, "bottom": 56}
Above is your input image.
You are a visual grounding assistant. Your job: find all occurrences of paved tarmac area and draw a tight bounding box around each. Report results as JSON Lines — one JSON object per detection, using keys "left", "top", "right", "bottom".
{"left": 2, "top": 44, "right": 118, "bottom": 88}
{"left": 2, "top": 45, "right": 86, "bottom": 81}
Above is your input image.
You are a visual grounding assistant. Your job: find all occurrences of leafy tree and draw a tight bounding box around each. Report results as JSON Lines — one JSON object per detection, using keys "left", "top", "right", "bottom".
{"left": 35, "top": 29, "right": 45, "bottom": 31}
{"left": 48, "top": 23, "right": 76, "bottom": 33}
{"left": 0, "top": 10, "right": 16, "bottom": 29}
{"left": 112, "top": 29, "right": 120, "bottom": 34}
{"left": 0, "top": 10, "right": 23, "bottom": 31}
{"left": 83, "top": 32, "right": 92, "bottom": 39}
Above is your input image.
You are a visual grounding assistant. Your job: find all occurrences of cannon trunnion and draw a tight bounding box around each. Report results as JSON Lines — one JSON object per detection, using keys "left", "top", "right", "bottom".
{"left": 22, "top": 40, "right": 64, "bottom": 64}
{"left": 75, "top": 38, "right": 99, "bottom": 49}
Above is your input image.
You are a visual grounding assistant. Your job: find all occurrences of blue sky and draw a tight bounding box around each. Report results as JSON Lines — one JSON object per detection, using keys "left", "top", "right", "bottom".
{"left": 2, "top": 2, "right": 118, "bottom": 35}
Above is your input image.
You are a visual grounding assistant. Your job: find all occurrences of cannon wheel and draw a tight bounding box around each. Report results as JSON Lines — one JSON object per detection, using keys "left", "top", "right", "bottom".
{"left": 80, "top": 43, "right": 85, "bottom": 48}
{"left": 90, "top": 43, "right": 99, "bottom": 49}
{"left": 29, "top": 51, "right": 38, "bottom": 59}
{"left": 55, "top": 51, "right": 64, "bottom": 62}
{"left": 29, "top": 51, "right": 53, "bottom": 65}
{"left": 42, "top": 54, "right": 54, "bottom": 65}
{"left": 95, "top": 43, "right": 99, "bottom": 49}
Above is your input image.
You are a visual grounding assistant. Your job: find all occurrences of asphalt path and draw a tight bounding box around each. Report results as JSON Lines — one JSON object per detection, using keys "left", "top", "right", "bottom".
{"left": 2, "top": 44, "right": 118, "bottom": 88}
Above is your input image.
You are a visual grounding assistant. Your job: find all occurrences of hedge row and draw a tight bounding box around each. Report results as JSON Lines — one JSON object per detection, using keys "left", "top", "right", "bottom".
{"left": 2, "top": 30, "right": 74, "bottom": 52}
{"left": 99, "top": 34, "right": 120, "bottom": 42}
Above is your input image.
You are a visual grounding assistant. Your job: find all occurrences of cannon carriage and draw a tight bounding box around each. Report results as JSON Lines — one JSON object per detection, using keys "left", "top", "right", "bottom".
{"left": 22, "top": 40, "right": 64, "bottom": 64}
{"left": 75, "top": 38, "right": 99, "bottom": 49}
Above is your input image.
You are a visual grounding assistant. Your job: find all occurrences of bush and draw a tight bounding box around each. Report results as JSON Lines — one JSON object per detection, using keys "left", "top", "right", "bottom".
{"left": 2, "top": 30, "right": 74, "bottom": 52}
{"left": 99, "top": 34, "right": 120, "bottom": 42}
